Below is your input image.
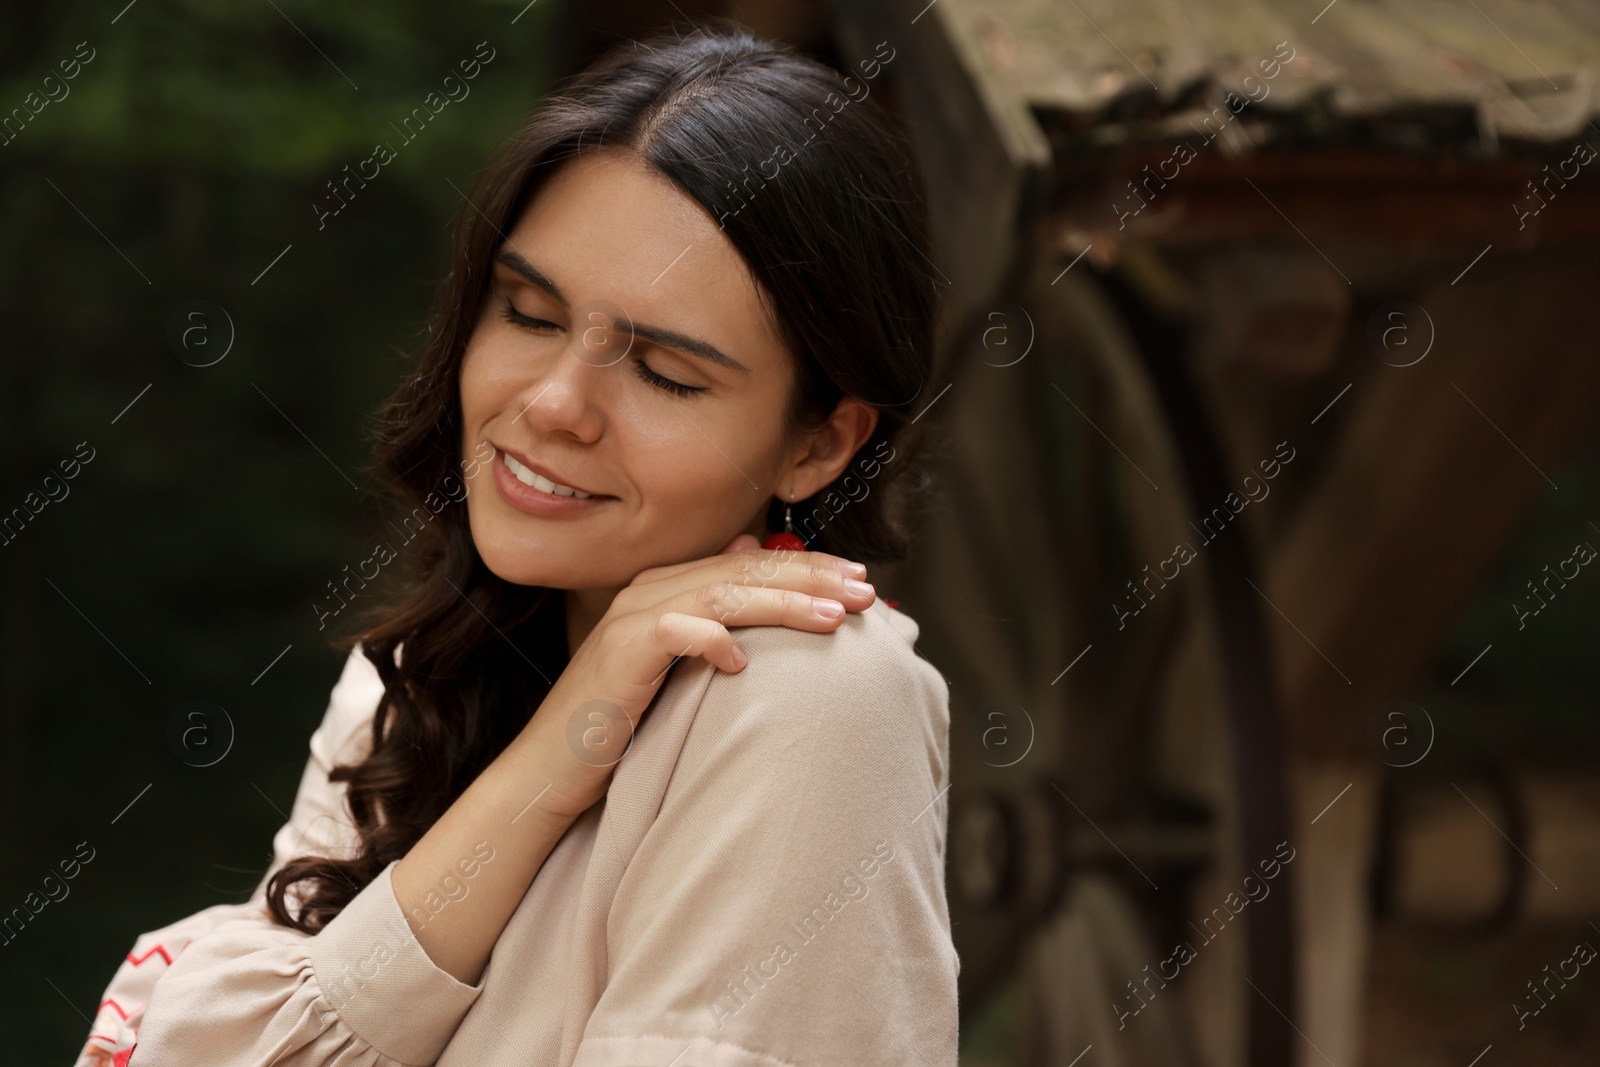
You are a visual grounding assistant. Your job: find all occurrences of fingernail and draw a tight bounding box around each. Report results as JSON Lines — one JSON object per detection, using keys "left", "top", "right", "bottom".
{"left": 844, "top": 578, "right": 875, "bottom": 598}
{"left": 730, "top": 641, "right": 747, "bottom": 668}
{"left": 812, "top": 598, "right": 845, "bottom": 620}
{"left": 835, "top": 560, "right": 868, "bottom": 578}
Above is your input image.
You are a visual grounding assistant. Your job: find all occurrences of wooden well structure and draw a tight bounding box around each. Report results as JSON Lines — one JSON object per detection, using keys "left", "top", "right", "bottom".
{"left": 551, "top": 1, "right": 1600, "bottom": 1064}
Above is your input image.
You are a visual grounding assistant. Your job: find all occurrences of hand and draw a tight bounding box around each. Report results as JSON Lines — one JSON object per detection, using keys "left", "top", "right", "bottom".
{"left": 514, "top": 536, "right": 876, "bottom": 818}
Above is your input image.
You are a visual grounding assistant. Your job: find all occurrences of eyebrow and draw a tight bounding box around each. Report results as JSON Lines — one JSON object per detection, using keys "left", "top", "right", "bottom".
{"left": 495, "top": 249, "right": 566, "bottom": 302}
{"left": 494, "top": 248, "right": 750, "bottom": 373}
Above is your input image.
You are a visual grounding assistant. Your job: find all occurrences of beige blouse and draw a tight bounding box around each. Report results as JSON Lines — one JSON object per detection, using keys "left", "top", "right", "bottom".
{"left": 75, "top": 598, "right": 958, "bottom": 1066}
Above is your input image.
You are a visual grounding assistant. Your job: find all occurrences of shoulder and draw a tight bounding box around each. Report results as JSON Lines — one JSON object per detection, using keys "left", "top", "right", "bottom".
{"left": 596, "top": 609, "right": 959, "bottom": 1064}
{"left": 313, "top": 643, "right": 389, "bottom": 768}
{"left": 736, "top": 592, "right": 932, "bottom": 665}
{"left": 736, "top": 597, "right": 944, "bottom": 706}
{"left": 683, "top": 599, "right": 950, "bottom": 781}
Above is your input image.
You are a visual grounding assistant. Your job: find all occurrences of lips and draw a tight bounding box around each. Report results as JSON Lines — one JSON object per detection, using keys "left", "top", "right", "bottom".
{"left": 489, "top": 449, "right": 612, "bottom": 519}
{"left": 496, "top": 447, "right": 603, "bottom": 499}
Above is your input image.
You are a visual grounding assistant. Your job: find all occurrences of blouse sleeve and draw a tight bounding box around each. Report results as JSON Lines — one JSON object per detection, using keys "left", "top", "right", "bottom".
{"left": 72, "top": 645, "right": 486, "bottom": 1067}
{"left": 570, "top": 615, "right": 961, "bottom": 1067}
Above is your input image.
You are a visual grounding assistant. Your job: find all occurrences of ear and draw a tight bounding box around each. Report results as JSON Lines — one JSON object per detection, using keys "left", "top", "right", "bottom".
{"left": 786, "top": 396, "right": 879, "bottom": 499}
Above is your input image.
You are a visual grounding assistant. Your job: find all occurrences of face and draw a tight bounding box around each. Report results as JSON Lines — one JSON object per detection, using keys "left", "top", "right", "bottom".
{"left": 458, "top": 147, "right": 872, "bottom": 590}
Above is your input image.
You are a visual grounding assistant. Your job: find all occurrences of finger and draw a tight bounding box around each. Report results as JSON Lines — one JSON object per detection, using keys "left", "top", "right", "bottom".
{"left": 800, "top": 549, "right": 868, "bottom": 578}
{"left": 630, "top": 546, "right": 767, "bottom": 586}
{"left": 720, "top": 533, "right": 762, "bottom": 554}
{"left": 647, "top": 553, "right": 874, "bottom": 614}
{"left": 650, "top": 611, "right": 748, "bottom": 673}
{"left": 678, "top": 581, "right": 860, "bottom": 632}
{"left": 711, "top": 552, "right": 877, "bottom": 609}
{"left": 759, "top": 547, "right": 868, "bottom": 578}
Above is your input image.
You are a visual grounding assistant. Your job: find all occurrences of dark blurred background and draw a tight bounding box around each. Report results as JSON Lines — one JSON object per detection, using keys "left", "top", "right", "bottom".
{"left": 1, "top": 2, "right": 568, "bottom": 1060}
{"left": 4, "top": 1, "right": 1600, "bottom": 1066}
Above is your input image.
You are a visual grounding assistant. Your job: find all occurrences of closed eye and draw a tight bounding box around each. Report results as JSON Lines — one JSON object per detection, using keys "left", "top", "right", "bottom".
{"left": 501, "top": 297, "right": 706, "bottom": 397}
{"left": 631, "top": 359, "right": 705, "bottom": 397}
{"left": 500, "top": 298, "right": 559, "bottom": 332}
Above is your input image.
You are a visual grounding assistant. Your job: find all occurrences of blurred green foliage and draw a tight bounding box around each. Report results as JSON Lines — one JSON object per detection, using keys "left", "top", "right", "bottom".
{"left": 0, "top": 2, "right": 557, "bottom": 1060}
{"left": 1427, "top": 436, "right": 1600, "bottom": 766}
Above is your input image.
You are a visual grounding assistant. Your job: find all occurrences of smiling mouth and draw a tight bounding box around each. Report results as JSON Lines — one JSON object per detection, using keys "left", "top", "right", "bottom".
{"left": 500, "top": 450, "right": 597, "bottom": 499}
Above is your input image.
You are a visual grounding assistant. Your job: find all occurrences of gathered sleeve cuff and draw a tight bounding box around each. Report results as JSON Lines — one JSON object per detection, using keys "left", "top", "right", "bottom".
{"left": 123, "top": 859, "right": 483, "bottom": 1067}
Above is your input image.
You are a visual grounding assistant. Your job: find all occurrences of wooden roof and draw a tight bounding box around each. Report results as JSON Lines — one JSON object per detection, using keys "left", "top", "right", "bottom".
{"left": 941, "top": 0, "right": 1600, "bottom": 149}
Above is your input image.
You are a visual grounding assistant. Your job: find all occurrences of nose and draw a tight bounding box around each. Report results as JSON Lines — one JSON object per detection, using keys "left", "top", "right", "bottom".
{"left": 512, "top": 314, "right": 627, "bottom": 442}
{"left": 515, "top": 362, "right": 603, "bottom": 443}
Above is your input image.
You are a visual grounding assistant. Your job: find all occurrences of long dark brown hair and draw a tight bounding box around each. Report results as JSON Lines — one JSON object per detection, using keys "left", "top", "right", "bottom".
{"left": 267, "top": 23, "right": 942, "bottom": 932}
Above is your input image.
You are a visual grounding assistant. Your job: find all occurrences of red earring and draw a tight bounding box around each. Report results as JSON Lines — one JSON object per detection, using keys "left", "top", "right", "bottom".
{"left": 761, "top": 492, "right": 898, "bottom": 607}
{"left": 762, "top": 498, "right": 807, "bottom": 551}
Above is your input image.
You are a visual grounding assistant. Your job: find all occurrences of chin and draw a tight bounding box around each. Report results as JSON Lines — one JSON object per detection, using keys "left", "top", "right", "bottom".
{"left": 463, "top": 511, "right": 560, "bottom": 587}
{"left": 470, "top": 524, "right": 628, "bottom": 591}
{"left": 470, "top": 532, "right": 579, "bottom": 589}
{"left": 477, "top": 551, "right": 563, "bottom": 588}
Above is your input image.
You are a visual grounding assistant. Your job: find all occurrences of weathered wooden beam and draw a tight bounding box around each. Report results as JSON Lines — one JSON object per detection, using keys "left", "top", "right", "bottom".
{"left": 1261, "top": 251, "right": 1600, "bottom": 758}
{"left": 1041, "top": 150, "right": 1600, "bottom": 246}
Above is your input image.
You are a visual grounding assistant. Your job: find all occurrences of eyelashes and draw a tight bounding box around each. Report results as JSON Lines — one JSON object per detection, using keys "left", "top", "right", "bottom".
{"left": 629, "top": 358, "right": 703, "bottom": 397}
{"left": 498, "top": 298, "right": 705, "bottom": 398}
{"left": 498, "top": 298, "right": 558, "bottom": 333}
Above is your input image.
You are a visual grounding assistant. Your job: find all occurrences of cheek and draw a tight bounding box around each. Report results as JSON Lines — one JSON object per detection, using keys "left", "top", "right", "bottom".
{"left": 619, "top": 399, "right": 780, "bottom": 544}
{"left": 621, "top": 405, "right": 745, "bottom": 503}
{"left": 458, "top": 336, "right": 529, "bottom": 515}
{"left": 457, "top": 348, "right": 497, "bottom": 485}
{"left": 458, "top": 333, "right": 519, "bottom": 426}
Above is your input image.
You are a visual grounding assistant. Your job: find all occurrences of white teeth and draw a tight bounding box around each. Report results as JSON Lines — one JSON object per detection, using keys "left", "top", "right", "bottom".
{"left": 502, "top": 452, "right": 593, "bottom": 499}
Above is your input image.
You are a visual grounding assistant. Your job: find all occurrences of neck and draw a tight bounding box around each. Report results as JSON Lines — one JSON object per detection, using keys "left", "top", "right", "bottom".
{"left": 564, "top": 585, "right": 624, "bottom": 656}
{"left": 561, "top": 510, "right": 779, "bottom": 654}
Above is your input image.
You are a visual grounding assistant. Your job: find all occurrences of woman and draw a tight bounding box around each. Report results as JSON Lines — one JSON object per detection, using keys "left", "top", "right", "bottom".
{"left": 76, "top": 23, "right": 956, "bottom": 1067}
